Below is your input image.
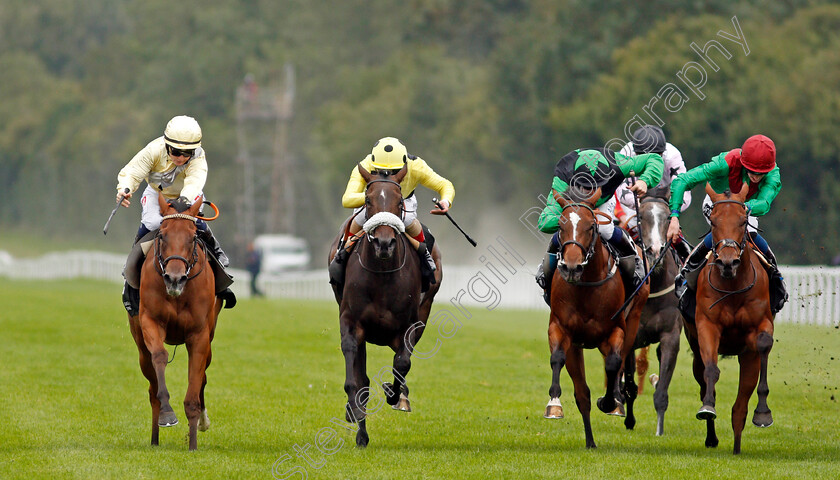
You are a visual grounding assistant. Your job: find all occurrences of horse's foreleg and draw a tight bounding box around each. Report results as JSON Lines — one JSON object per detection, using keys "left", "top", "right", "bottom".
{"left": 386, "top": 343, "right": 412, "bottom": 412}
{"left": 732, "top": 351, "right": 760, "bottom": 454}
{"left": 636, "top": 346, "right": 650, "bottom": 395}
{"left": 130, "top": 315, "right": 161, "bottom": 446}
{"left": 141, "top": 317, "right": 177, "bottom": 428}
{"left": 622, "top": 348, "right": 638, "bottom": 430}
{"left": 138, "top": 346, "right": 160, "bottom": 446}
{"left": 596, "top": 329, "right": 624, "bottom": 415}
{"left": 185, "top": 331, "right": 211, "bottom": 451}
{"left": 687, "top": 326, "right": 718, "bottom": 447}
{"left": 566, "top": 346, "right": 596, "bottom": 448}
{"left": 198, "top": 348, "right": 212, "bottom": 432}
{"left": 544, "top": 319, "right": 567, "bottom": 419}
{"left": 653, "top": 331, "right": 681, "bottom": 436}
{"left": 696, "top": 320, "right": 721, "bottom": 421}
{"left": 752, "top": 329, "right": 774, "bottom": 428}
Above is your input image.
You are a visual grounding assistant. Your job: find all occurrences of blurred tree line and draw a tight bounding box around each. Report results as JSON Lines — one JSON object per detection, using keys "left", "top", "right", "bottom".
{"left": 0, "top": 0, "right": 838, "bottom": 264}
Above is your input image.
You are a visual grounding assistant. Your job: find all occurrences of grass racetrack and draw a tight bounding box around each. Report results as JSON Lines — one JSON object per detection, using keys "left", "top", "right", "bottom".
{"left": 1, "top": 279, "right": 838, "bottom": 479}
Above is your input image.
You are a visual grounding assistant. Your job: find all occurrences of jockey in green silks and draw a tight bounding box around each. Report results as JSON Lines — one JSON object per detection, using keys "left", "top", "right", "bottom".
{"left": 535, "top": 147, "right": 663, "bottom": 305}
{"left": 666, "top": 134, "right": 788, "bottom": 314}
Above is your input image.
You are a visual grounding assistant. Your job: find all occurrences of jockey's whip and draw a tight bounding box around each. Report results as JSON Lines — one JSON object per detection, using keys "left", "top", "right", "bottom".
{"left": 629, "top": 172, "right": 649, "bottom": 280}
{"left": 432, "top": 198, "right": 477, "bottom": 247}
{"left": 103, "top": 188, "right": 130, "bottom": 235}
{"left": 609, "top": 243, "right": 671, "bottom": 322}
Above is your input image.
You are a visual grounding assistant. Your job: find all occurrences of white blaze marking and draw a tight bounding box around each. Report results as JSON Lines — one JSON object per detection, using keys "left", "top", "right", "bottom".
{"left": 569, "top": 212, "right": 581, "bottom": 242}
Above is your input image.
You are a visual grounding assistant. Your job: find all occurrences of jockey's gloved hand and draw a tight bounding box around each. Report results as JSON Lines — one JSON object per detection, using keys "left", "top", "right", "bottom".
{"left": 169, "top": 196, "right": 192, "bottom": 213}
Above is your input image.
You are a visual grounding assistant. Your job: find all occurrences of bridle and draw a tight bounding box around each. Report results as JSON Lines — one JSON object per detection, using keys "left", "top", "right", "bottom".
{"left": 365, "top": 178, "right": 406, "bottom": 225}
{"left": 558, "top": 202, "right": 599, "bottom": 268}
{"left": 154, "top": 214, "right": 205, "bottom": 281}
{"left": 706, "top": 198, "right": 756, "bottom": 308}
{"left": 709, "top": 199, "right": 748, "bottom": 262}
{"left": 359, "top": 177, "right": 408, "bottom": 274}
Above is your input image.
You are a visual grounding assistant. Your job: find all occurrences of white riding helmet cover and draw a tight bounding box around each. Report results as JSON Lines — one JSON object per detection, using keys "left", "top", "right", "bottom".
{"left": 164, "top": 115, "right": 202, "bottom": 150}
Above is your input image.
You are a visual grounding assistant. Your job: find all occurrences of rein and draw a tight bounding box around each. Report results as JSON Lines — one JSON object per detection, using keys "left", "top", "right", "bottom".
{"left": 355, "top": 233, "right": 409, "bottom": 274}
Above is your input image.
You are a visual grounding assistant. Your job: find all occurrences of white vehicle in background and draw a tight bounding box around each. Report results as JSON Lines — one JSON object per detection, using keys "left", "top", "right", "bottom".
{"left": 253, "top": 234, "right": 310, "bottom": 274}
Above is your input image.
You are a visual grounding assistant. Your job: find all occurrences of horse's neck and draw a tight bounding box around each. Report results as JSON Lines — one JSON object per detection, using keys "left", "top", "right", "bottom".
{"left": 650, "top": 251, "right": 678, "bottom": 291}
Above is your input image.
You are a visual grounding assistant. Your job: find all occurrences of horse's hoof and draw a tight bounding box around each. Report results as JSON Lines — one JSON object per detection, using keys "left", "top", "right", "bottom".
{"left": 159, "top": 411, "right": 179, "bottom": 427}
{"left": 198, "top": 408, "right": 210, "bottom": 431}
{"left": 391, "top": 394, "right": 411, "bottom": 412}
{"left": 752, "top": 411, "right": 773, "bottom": 428}
{"left": 544, "top": 397, "right": 563, "bottom": 419}
{"left": 596, "top": 396, "right": 616, "bottom": 414}
{"left": 649, "top": 373, "right": 659, "bottom": 389}
{"left": 382, "top": 383, "right": 400, "bottom": 406}
{"left": 355, "top": 430, "right": 369, "bottom": 448}
{"left": 608, "top": 403, "right": 626, "bottom": 417}
{"left": 696, "top": 405, "right": 717, "bottom": 420}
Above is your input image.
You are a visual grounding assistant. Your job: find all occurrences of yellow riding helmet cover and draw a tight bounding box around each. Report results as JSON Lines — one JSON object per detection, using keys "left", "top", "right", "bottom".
{"left": 370, "top": 137, "right": 407, "bottom": 170}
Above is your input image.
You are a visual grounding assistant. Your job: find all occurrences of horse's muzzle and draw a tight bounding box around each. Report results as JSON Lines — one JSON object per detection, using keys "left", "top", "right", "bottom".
{"left": 558, "top": 262, "right": 584, "bottom": 283}
{"left": 714, "top": 258, "right": 740, "bottom": 279}
{"left": 372, "top": 236, "right": 397, "bottom": 260}
{"left": 163, "top": 273, "right": 188, "bottom": 297}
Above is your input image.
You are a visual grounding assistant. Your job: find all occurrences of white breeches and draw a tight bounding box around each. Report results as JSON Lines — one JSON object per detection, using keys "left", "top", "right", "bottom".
{"left": 140, "top": 184, "right": 204, "bottom": 230}
{"left": 596, "top": 195, "right": 618, "bottom": 240}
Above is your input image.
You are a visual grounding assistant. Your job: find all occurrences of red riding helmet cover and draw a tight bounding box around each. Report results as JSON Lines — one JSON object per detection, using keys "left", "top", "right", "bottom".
{"left": 740, "top": 134, "right": 776, "bottom": 173}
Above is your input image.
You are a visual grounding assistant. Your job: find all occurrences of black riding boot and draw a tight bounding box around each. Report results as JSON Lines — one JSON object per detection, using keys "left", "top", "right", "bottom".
{"left": 197, "top": 226, "right": 229, "bottom": 268}
{"left": 535, "top": 234, "right": 560, "bottom": 306}
{"left": 607, "top": 228, "right": 644, "bottom": 290}
{"left": 672, "top": 237, "right": 693, "bottom": 264}
{"left": 751, "top": 238, "right": 789, "bottom": 314}
{"left": 329, "top": 239, "right": 354, "bottom": 287}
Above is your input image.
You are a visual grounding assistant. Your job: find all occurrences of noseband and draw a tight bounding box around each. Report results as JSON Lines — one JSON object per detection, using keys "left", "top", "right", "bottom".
{"left": 154, "top": 214, "right": 205, "bottom": 281}
{"left": 559, "top": 203, "right": 598, "bottom": 267}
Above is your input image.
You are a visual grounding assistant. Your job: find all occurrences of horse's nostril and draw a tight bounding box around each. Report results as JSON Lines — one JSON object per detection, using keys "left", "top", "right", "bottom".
{"left": 574, "top": 265, "right": 584, "bottom": 274}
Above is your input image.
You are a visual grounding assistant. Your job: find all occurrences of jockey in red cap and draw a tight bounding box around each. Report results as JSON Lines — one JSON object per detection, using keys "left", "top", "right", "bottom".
{"left": 666, "top": 134, "right": 787, "bottom": 314}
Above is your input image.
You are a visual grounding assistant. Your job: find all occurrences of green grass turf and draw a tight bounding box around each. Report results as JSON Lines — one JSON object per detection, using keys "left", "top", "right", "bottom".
{"left": 0, "top": 279, "right": 838, "bottom": 479}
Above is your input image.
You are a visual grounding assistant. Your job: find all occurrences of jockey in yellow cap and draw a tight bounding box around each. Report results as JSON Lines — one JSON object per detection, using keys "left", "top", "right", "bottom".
{"left": 330, "top": 137, "right": 455, "bottom": 285}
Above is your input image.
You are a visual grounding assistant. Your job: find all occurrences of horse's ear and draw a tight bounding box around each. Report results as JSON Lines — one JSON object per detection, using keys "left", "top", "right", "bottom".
{"left": 187, "top": 199, "right": 202, "bottom": 217}
{"left": 705, "top": 182, "right": 724, "bottom": 203}
{"left": 158, "top": 191, "right": 171, "bottom": 216}
{"left": 733, "top": 182, "right": 750, "bottom": 203}
{"left": 552, "top": 189, "right": 569, "bottom": 208}
{"left": 358, "top": 163, "right": 372, "bottom": 183}
{"left": 393, "top": 163, "right": 408, "bottom": 183}
{"left": 583, "top": 187, "right": 602, "bottom": 206}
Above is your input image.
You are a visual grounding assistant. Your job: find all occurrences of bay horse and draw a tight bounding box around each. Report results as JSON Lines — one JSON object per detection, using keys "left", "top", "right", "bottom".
{"left": 327, "top": 164, "right": 442, "bottom": 447}
{"left": 621, "top": 185, "right": 683, "bottom": 436}
{"left": 543, "top": 187, "right": 649, "bottom": 449}
{"left": 128, "top": 192, "right": 221, "bottom": 450}
{"left": 685, "top": 184, "right": 774, "bottom": 454}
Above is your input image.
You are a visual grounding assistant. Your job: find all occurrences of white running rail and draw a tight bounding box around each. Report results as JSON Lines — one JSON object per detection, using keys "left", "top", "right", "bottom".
{"left": 0, "top": 250, "right": 837, "bottom": 326}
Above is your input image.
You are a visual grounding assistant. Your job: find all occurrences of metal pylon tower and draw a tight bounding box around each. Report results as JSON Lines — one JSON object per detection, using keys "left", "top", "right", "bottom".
{"left": 234, "top": 65, "right": 296, "bottom": 249}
